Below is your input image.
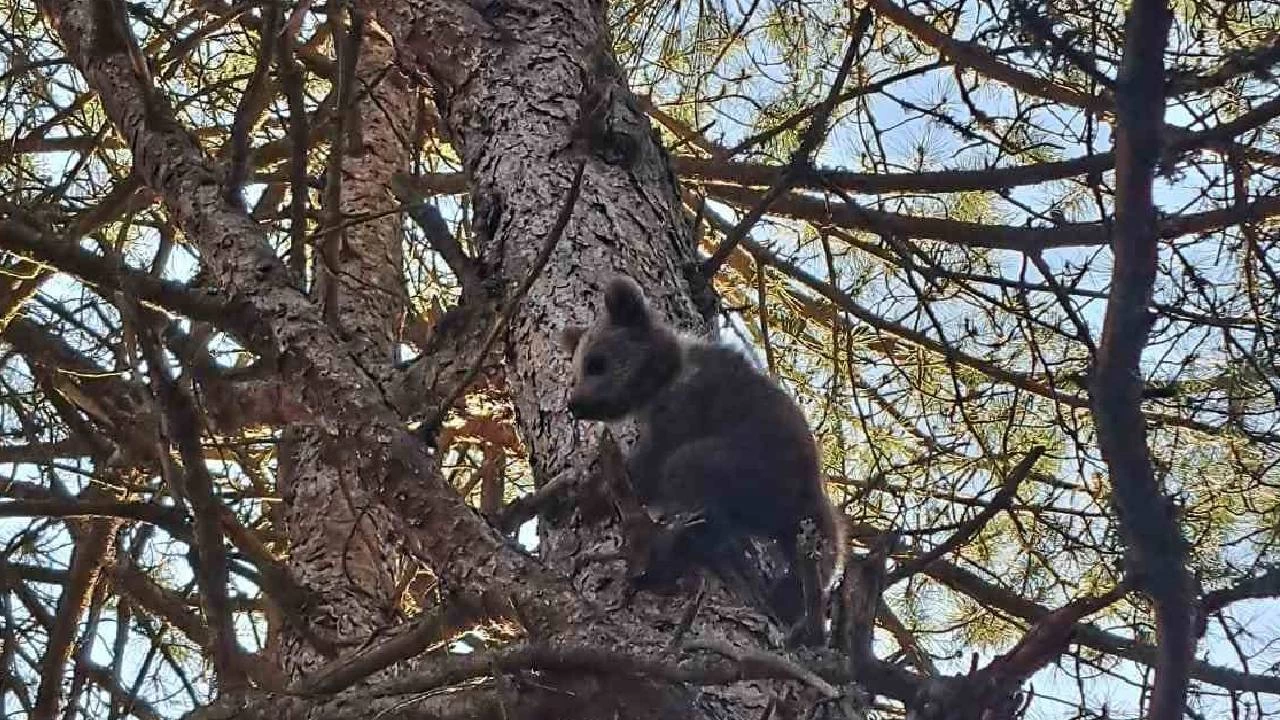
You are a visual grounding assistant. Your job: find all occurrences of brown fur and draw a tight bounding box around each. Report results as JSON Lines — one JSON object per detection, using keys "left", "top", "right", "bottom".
{"left": 561, "top": 276, "right": 845, "bottom": 644}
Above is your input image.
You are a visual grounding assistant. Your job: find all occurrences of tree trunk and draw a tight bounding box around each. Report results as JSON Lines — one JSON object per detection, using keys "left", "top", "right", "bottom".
{"left": 34, "top": 0, "right": 863, "bottom": 715}
{"left": 372, "top": 1, "right": 836, "bottom": 718}
{"left": 275, "top": 21, "right": 416, "bottom": 678}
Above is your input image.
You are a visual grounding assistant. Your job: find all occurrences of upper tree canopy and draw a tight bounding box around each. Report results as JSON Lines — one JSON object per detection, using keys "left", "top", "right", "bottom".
{"left": 0, "top": 0, "right": 1277, "bottom": 718}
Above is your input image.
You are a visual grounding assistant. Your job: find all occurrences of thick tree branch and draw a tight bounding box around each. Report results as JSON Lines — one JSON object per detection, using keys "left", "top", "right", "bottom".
{"left": 1200, "top": 566, "right": 1280, "bottom": 624}
{"left": 296, "top": 598, "right": 488, "bottom": 695}
{"left": 0, "top": 497, "right": 191, "bottom": 540}
{"left": 31, "top": 519, "right": 118, "bottom": 720}
{"left": 37, "top": 0, "right": 584, "bottom": 636}
{"left": 1167, "top": 36, "right": 1280, "bottom": 94}
{"left": 390, "top": 174, "right": 480, "bottom": 292}
{"left": 679, "top": 153, "right": 1115, "bottom": 195}
{"left": 924, "top": 561, "right": 1280, "bottom": 694}
{"left": 4, "top": 316, "right": 274, "bottom": 451}
{"left": 705, "top": 180, "right": 1280, "bottom": 252}
{"left": 868, "top": 0, "right": 1104, "bottom": 111}
{"left": 409, "top": 83, "right": 1280, "bottom": 234}
{"left": 418, "top": 160, "right": 585, "bottom": 435}
{"left": 869, "top": 0, "right": 1280, "bottom": 168}
{"left": 1091, "top": 2, "right": 1195, "bottom": 718}
{"left": 373, "top": 641, "right": 844, "bottom": 699}
{"left": 899, "top": 583, "right": 1129, "bottom": 718}
{"left": 0, "top": 221, "right": 235, "bottom": 326}
{"left": 974, "top": 583, "right": 1129, "bottom": 689}
{"left": 725, "top": 222, "right": 1278, "bottom": 444}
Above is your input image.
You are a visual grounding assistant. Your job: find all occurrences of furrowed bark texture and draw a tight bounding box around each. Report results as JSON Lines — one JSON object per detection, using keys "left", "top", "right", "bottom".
{"left": 375, "top": 1, "right": 819, "bottom": 717}
{"left": 37, "top": 0, "right": 582, "bottom": 654}
{"left": 275, "top": 24, "right": 413, "bottom": 678}
{"left": 36, "top": 0, "right": 857, "bottom": 715}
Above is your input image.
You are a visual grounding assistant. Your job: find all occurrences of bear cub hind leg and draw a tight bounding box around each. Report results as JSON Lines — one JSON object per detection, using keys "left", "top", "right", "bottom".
{"left": 649, "top": 435, "right": 829, "bottom": 642}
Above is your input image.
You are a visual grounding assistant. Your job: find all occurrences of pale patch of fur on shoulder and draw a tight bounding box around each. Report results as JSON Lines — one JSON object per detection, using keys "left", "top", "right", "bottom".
{"left": 674, "top": 331, "right": 715, "bottom": 352}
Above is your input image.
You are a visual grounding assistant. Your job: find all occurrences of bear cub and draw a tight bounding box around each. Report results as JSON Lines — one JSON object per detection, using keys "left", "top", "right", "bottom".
{"left": 560, "top": 275, "right": 844, "bottom": 644}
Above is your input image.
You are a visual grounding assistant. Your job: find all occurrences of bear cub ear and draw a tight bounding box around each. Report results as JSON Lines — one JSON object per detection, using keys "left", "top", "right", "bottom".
{"left": 603, "top": 276, "right": 651, "bottom": 328}
{"left": 559, "top": 325, "right": 587, "bottom": 354}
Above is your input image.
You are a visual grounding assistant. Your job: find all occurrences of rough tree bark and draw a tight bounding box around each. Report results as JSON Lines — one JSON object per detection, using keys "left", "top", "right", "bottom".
{"left": 273, "top": 19, "right": 416, "bottom": 680}
{"left": 34, "top": 0, "right": 579, "bottom": 700}
{"left": 30, "top": 0, "right": 862, "bottom": 715}
{"left": 372, "top": 0, "right": 833, "bottom": 717}
{"left": 19, "top": 0, "right": 1139, "bottom": 714}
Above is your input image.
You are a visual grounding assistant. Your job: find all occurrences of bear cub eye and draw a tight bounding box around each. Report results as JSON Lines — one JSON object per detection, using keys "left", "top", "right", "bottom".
{"left": 584, "top": 354, "right": 608, "bottom": 376}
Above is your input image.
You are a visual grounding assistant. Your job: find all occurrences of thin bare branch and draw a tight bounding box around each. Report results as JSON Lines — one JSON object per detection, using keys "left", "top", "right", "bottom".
{"left": 131, "top": 308, "right": 249, "bottom": 690}
{"left": 701, "top": 5, "right": 872, "bottom": 276}
{"left": 888, "top": 447, "right": 1044, "bottom": 584}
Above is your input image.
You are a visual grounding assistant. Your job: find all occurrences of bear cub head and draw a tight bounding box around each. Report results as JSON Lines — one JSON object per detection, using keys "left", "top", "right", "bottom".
{"left": 559, "top": 276, "right": 683, "bottom": 421}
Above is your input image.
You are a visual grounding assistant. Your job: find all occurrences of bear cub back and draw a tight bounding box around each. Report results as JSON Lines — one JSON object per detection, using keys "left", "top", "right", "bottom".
{"left": 560, "top": 276, "right": 844, "bottom": 643}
